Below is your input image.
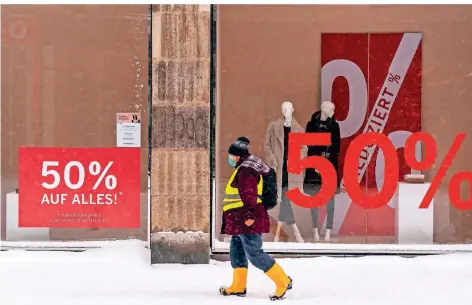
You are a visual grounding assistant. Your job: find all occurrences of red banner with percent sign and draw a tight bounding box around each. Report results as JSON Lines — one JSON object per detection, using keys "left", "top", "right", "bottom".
{"left": 319, "top": 33, "right": 422, "bottom": 236}
{"left": 18, "top": 147, "right": 141, "bottom": 228}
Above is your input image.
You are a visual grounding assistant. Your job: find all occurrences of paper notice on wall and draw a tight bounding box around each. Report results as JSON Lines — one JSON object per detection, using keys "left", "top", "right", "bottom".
{"left": 116, "top": 113, "right": 141, "bottom": 147}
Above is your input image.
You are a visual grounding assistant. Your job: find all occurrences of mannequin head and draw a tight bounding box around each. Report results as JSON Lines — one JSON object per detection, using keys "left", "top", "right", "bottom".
{"left": 320, "top": 101, "right": 335, "bottom": 121}
{"left": 281, "top": 101, "right": 294, "bottom": 119}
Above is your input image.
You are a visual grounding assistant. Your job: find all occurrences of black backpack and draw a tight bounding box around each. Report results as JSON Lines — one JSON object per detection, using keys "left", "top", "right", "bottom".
{"left": 259, "top": 168, "right": 278, "bottom": 210}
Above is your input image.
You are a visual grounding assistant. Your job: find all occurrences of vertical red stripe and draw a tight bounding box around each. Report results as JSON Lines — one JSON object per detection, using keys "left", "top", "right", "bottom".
{"left": 33, "top": 45, "right": 40, "bottom": 146}
{"left": 366, "top": 34, "right": 422, "bottom": 237}
{"left": 321, "top": 33, "right": 369, "bottom": 236}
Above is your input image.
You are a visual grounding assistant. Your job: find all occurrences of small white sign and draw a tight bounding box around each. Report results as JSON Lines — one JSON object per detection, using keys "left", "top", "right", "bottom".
{"left": 116, "top": 113, "right": 141, "bottom": 147}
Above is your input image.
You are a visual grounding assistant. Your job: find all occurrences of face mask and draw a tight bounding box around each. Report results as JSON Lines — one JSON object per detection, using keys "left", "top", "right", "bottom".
{"left": 228, "top": 156, "right": 236, "bottom": 167}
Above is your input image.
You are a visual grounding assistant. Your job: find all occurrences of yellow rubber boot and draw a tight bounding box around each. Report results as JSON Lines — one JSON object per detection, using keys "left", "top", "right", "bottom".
{"left": 219, "top": 267, "right": 248, "bottom": 297}
{"left": 265, "top": 263, "right": 293, "bottom": 300}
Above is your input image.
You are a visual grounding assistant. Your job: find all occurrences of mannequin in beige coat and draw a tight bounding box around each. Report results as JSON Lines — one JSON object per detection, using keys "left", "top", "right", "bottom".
{"left": 264, "top": 101, "right": 307, "bottom": 243}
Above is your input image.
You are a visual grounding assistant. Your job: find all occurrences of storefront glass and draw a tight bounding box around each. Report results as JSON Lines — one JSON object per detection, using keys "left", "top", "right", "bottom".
{"left": 1, "top": 5, "right": 149, "bottom": 242}
{"left": 212, "top": 5, "right": 472, "bottom": 253}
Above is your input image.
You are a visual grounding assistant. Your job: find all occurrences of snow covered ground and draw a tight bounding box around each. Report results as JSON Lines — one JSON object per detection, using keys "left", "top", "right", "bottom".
{"left": 1, "top": 240, "right": 472, "bottom": 305}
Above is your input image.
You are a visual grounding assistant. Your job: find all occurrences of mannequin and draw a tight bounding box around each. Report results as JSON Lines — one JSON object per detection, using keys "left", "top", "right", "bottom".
{"left": 303, "top": 101, "right": 340, "bottom": 242}
{"left": 264, "top": 101, "right": 307, "bottom": 243}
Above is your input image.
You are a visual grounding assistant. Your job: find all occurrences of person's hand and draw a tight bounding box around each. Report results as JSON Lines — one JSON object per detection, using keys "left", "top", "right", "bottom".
{"left": 245, "top": 219, "right": 255, "bottom": 227}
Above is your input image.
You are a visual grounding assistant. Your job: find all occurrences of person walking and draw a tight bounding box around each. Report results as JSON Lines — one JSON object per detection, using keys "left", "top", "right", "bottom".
{"left": 219, "top": 136, "right": 293, "bottom": 301}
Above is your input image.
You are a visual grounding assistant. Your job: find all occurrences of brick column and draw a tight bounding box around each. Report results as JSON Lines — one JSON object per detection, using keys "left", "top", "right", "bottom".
{"left": 150, "top": 4, "right": 211, "bottom": 264}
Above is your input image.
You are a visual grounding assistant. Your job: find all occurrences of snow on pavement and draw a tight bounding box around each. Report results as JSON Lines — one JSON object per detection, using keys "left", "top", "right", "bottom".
{"left": 1, "top": 240, "right": 472, "bottom": 305}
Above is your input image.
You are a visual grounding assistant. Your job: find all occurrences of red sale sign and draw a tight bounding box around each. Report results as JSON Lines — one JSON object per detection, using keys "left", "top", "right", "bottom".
{"left": 18, "top": 147, "right": 141, "bottom": 228}
{"left": 321, "top": 33, "right": 422, "bottom": 236}
{"left": 289, "top": 131, "right": 472, "bottom": 211}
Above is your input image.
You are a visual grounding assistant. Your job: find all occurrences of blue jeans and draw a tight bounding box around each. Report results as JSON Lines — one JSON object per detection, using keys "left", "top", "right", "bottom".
{"left": 230, "top": 234, "right": 275, "bottom": 272}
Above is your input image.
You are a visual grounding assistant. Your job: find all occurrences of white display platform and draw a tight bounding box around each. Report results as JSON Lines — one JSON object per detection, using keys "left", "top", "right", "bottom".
{"left": 6, "top": 192, "right": 50, "bottom": 241}
{"left": 395, "top": 183, "right": 434, "bottom": 245}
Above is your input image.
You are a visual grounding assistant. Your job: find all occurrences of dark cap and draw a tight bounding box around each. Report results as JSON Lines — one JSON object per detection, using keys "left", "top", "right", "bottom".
{"left": 228, "top": 136, "right": 250, "bottom": 157}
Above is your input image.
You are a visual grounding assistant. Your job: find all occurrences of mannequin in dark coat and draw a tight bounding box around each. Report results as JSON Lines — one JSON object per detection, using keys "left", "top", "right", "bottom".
{"left": 303, "top": 101, "right": 340, "bottom": 241}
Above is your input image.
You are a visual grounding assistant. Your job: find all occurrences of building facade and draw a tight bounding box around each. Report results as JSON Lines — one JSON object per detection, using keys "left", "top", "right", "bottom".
{"left": 152, "top": 5, "right": 472, "bottom": 263}
{"left": 3, "top": 5, "right": 472, "bottom": 264}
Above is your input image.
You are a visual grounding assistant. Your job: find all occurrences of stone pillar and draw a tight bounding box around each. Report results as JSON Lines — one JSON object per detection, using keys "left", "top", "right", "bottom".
{"left": 150, "top": 4, "right": 211, "bottom": 264}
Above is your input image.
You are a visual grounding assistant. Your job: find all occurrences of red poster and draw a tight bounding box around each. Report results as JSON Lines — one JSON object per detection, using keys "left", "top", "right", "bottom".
{"left": 321, "top": 33, "right": 422, "bottom": 237}
{"left": 18, "top": 147, "right": 141, "bottom": 228}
